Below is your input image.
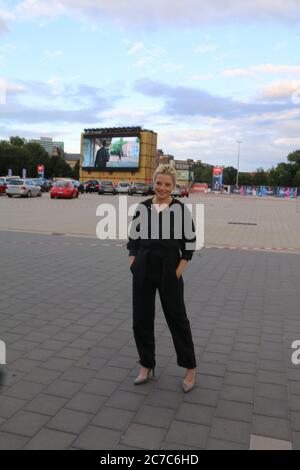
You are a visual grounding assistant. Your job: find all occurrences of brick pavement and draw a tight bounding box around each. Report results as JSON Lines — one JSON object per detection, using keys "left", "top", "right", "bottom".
{"left": 0, "top": 230, "right": 300, "bottom": 449}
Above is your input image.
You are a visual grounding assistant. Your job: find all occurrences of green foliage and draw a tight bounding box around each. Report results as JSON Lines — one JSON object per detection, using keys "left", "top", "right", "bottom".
{"left": 194, "top": 164, "right": 213, "bottom": 184}
{"left": 0, "top": 136, "right": 72, "bottom": 178}
{"left": 110, "top": 138, "right": 126, "bottom": 156}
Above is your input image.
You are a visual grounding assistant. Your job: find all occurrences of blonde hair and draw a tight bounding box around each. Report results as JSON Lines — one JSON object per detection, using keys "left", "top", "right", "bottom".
{"left": 153, "top": 164, "right": 176, "bottom": 186}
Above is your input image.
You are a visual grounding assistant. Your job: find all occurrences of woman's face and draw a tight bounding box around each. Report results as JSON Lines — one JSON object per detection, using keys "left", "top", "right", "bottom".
{"left": 153, "top": 173, "right": 174, "bottom": 200}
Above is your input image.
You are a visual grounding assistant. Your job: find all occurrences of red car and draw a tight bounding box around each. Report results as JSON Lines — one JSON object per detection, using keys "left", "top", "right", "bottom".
{"left": 0, "top": 178, "right": 7, "bottom": 195}
{"left": 180, "top": 186, "right": 189, "bottom": 197}
{"left": 50, "top": 180, "right": 79, "bottom": 199}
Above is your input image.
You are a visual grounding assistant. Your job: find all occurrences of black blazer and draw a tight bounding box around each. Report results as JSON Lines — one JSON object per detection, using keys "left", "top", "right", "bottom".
{"left": 127, "top": 197, "right": 196, "bottom": 287}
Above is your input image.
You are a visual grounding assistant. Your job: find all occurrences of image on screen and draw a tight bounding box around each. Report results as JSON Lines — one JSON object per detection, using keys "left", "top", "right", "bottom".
{"left": 82, "top": 136, "right": 140, "bottom": 170}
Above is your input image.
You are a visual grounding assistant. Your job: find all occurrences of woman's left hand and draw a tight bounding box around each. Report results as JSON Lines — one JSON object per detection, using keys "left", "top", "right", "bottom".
{"left": 176, "top": 259, "right": 188, "bottom": 279}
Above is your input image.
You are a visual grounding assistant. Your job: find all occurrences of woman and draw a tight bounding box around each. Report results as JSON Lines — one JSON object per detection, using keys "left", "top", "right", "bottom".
{"left": 127, "top": 164, "right": 197, "bottom": 393}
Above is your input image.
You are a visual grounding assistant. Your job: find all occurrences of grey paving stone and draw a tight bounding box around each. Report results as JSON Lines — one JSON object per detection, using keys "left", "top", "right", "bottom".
{"left": 25, "top": 348, "right": 55, "bottom": 361}
{"left": 0, "top": 396, "right": 27, "bottom": 419}
{"left": 182, "top": 383, "right": 219, "bottom": 406}
{"left": 291, "top": 412, "right": 300, "bottom": 432}
{"left": 45, "top": 379, "right": 83, "bottom": 399}
{"left": 42, "top": 357, "right": 76, "bottom": 372}
{"left": 290, "top": 381, "right": 300, "bottom": 395}
{"left": 176, "top": 403, "right": 215, "bottom": 426}
{"left": 73, "top": 425, "right": 121, "bottom": 450}
{"left": 206, "top": 438, "right": 248, "bottom": 450}
{"left": 121, "top": 423, "right": 167, "bottom": 450}
{"left": 25, "top": 368, "right": 61, "bottom": 385}
{"left": 106, "top": 391, "right": 146, "bottom": 411}
{"left": 66, "top": 392, "right": 107, "bottom": 414}
{"left": 4, "top": 381, "right": 44, "bottom": 400}
{"left": 25, "top": 394, "right": 67, "bottom": 416}
{"left": 134, "top": 405, "right": 174, "bottom": 429}
{"left": 254, "top": 397, "right": 288, "bottom": 419}
{"left": 224, "top": 372, "right": 255, "bottom": 388}
{"left": 227, "top": 360, "right": 257, "bottom": 375}
{"left": 10, "top": 358, "right": 41, "bottom": 373}
{"left": 165, "top": 420, "right": 209, "bottom": 449}
{"left": 292, "top": 431, "right": 300, "bottom": 450}
{"left": 1, "top": 410, "right": 50, "bottom": 437}
{"left": 0, "top": 432, "right": 28, "bottom": 450}
{"left": 56, "top": 348, "right": 86, "bottom": 360}
{"left": 145, "top": 389, "right": 183, "bottom": 410}
{"left": 47, "top": 408, "right": 93, "bottom": 434}
{"left": 60, "top": 367, "right": 96, "bottom": 384}
{"left": 93, "top": 407, "right": 135, "bottom": 431}
{"left": 210, "top": 417, "right": 251, "bottom": 445}
{"left": 216, "top": 399, "right": 252, "bottom": 422}
{"left": 24, "top": 428, "right": 76, "bottom": 450}
{"left": 250, "top": 434, "right": 292, "bottom": 450}
{"left": 257, "top": 370, "right": 286, "bottom": 385}
{"left": 221, "top": 385, "right": 254, "bottom": 404}
{"left": 255, "top": 383, "right": 287, "bottom": 400}
{"left": 95, "top": 366, "right": 130, "bottom": 382}
{"left": 82, "top": 378, "right": 119, "bottom": 396}
{"left": 75, "top": 355, "right": 107, "bottom": 371}
{"left": 252, "top": 415, "right": 291, "bottom": 441}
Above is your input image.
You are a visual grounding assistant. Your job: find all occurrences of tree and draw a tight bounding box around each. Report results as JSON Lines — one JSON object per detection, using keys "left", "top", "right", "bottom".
{"left": 194, "top": 164, "right": 212, "bottom": 184}
{"left": 223, "top": 166, "right": 237, "bottom": 185}
{"left": 9, "top": 136, "right": 25, "bottom": 147}
{"left": 72, "top": 161, "right": 80, "bottom": 180}
{"left": 253, "top": 167, "right": 267, "bottom": 186}
{"left": 287, "top": 150, "right": 300, "bottom": 165}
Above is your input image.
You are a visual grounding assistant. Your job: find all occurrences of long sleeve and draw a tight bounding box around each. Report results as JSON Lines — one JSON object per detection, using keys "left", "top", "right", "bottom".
{"left": 127, "top": 207, "right": 141, "bottom": 256}
{"left": 180, "top": 205, "right": 196, "bottom": 261}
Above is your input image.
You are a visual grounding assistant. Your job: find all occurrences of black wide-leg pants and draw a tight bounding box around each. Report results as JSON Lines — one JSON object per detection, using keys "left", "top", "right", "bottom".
{"left": 132, "top": 260, "right": 197, "bottom": 370}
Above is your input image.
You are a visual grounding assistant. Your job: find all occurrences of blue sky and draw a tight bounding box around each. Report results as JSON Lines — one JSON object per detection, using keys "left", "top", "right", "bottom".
{"left": 1, "top": 0, "right": 300, "bottom": 170}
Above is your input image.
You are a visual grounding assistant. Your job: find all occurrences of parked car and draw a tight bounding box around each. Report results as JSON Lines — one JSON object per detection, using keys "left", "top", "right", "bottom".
{"left": 180, "top": 186, "right": 189, "bottom": 197}
{"left": 72, "top": 180, "right": 85, "bottom": 193}
{"left": 142, "top": 183, "right": 155, "bottom": 196}
{"left": 115, "top": 182, "right": 130, "bottom": 194}
{"left": 31, "top": 177, "right": 51, "bottom": 192}
{"left": 128, "top": 182, "right": 147, "bottom": 195}
{"left": 6, "top": 179, "right": 42, "bottom": 198}
{"left": 171, "top": 184, "right": 182, "bottom": 198}
{"left": 83, "top": 180, "right": 101, "bottom": 193}
{"left": 0, "top": 178, "right": 7, "bottom": 195}
{"left": 50, "top": 180, "right": 79, "bottom": 199}
{"left": 98, "top": 180, "right": 116, "bottom": 195}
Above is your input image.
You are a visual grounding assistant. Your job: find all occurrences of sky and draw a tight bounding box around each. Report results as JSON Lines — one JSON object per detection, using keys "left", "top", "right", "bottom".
{"left": 1, "top": 0, "right": 300, "bottom": 170}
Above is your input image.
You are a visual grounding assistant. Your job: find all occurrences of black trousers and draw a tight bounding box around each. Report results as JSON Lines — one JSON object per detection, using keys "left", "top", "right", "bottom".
{"left": 132, "top": 255, "right": 197, "bottom": 370}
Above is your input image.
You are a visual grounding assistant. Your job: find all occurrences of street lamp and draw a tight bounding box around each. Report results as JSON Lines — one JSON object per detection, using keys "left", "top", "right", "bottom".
{"left": 236, "top": 140, "right": 242, "bottom": 188}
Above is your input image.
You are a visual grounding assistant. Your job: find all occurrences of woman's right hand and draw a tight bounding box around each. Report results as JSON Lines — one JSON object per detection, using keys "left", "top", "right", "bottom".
{"left": 129, "top": 256, "right": 136, "bottom": 267}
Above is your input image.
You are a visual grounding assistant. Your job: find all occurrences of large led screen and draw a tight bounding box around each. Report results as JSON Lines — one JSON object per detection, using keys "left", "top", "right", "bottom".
{"left": 82, "top": 136, "right": 140, "bottom": 170}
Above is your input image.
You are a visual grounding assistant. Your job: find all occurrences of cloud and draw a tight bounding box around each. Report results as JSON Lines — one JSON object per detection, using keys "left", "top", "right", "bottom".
{"left": 15, "top": 0, "right": 300, "bottom": 27}
{"left": 0, "top": 15, "right": 8, "bottom": 34}
{"left": 191, "top": 74, "right": 215, "bottom": 80}
{"left": 42, "top": 50, "right": 64, "bottom": 60}
{"left": 161, "top": 63, "right": 184, "bottom": 71}
{"left": 134, "top": 78, "right": 296, "bottom": 119}
{"left": 223, "top": 64, "right": 300, "bottom": 77}
{"left": 193, "top": 44, "right": 217, "bottom": 53}
{"left": 260, "top": 80, "right": 300, "bottom": 101}
{"left": 127, "top": 42, "right": 144, "bottom": 55}
{"left": 0, "top": 78, "right": 124, "bottom": 124}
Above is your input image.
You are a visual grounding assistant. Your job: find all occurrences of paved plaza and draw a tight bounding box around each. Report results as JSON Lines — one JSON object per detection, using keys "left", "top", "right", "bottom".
{"left": 0, "top": 193, "right": 300, "bottom": 449}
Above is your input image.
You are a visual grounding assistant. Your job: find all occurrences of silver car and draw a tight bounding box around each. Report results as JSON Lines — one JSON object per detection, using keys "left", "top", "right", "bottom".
{"left": 6, "top": 179, "right": 42, "bottom": 198}
{"left": 116, "top": 182, "right": 130, "bottom": 194}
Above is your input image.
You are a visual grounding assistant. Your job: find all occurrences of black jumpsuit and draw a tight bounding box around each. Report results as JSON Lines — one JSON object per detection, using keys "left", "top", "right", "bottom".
{"left": 127, "top": 197, "right": 197, "bottom": 370}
